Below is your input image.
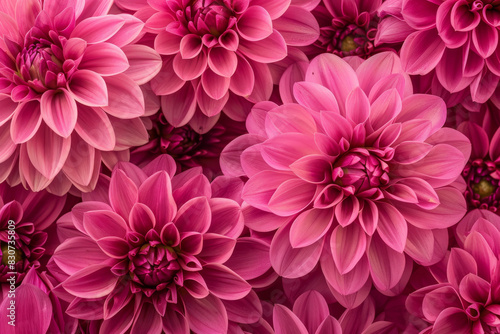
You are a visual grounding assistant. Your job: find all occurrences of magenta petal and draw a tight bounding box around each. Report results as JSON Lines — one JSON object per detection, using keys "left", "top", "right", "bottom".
{"left": 447, "top": 247, "right": 478, "bottom": 289}
{"left": 321, "top": 252, "right": 370, "bottom": 295}
{"left": 53, "top": 237, "right": 107, "bottom": 275}
{"left": 346, "top": 87, "right": 370, "bottom": 124}
{"left": 138, "top": 171, "right": 177, "bottom": 226}
{"left": 183, "top": 293, "right": 228, "bottom": 334}
{"left": 180, "top": 34, "right": 203, "bottom": 59}
{"left": 261, "top": 133, "right": 319, "bottom": 170}
{"left": 175, "top": 197, "right": 211, "bottom": 234}
{"left": 198, "top": 233, "right": 236, "bottom": 264}
{"left": 223, "top": 290, "right": 262, "bottom": 324}
{"left": 273, "top": 305, "right": 309, "bottom": 334}
{"left": 102, "top": 74, "right": 145, "bottom": 119}
{"left": 109, "top": 168, "right": 138, "bottom": 220}
{"left": 71, "top": 15, "right": 124, "bottom": 44}
{"left": 75, "top": 105, "right": 115, "bottom": 151}
{"left": 402, "top": 0, "right": 439, "bottom": 29}
{"left": 68, "top": 69, "right": 108, "bottom": 107}
{"left": 201, "top": 264, "right": 251, "bottom": 300}
{"left": 26, "top": 122, "right": 71, "bottom": 179}
{"left": 289, "top": 155, "right": 331, "bottom": 184}
{"left": 97, "top": 236, "right": 130, "bottom": 259}
{"left": 459, "top": 273, "right": 490, "bottom": 305}
{"left": 80, "top": 43, "right": 129, "bottom": 76}
{"left": 421, "top": 286, "right": 462, "bottom": 322}
{"left": 273, "top": 6, "right": 319, "bottom": 46}
{"left": 368, "top": 233, "right": 406, "bottom": 291}
{"left": 330, "top": 223, "right": 367, "bottom": 274}
{"left": 293, "top": 81, "right": 340, "bottom": 113}
{"left": 100, "top": 295, "right": 139, "bottom": 334}
{"left": 229, "top": 55, "right": 255, "bottom": 96}
{"left": 405, "top": 225, "right": 447, "bottom": 266}
{"left": 129, "top": 203, "right": 156, "bottom": 235}
{"left": 237, "top": 6, "right": 273, "bottom": 41}
{"left": 62, "top": 133, "right": 97, "bottom": 187}
{"left": 10, "top": 100, "right": 42, "bottom": 143}
{"left": 224, "top": 237, "right": 270, "bottom": 280}
{"left": 208, "top": 47, "right": 237, "bottom": 77}
{"left": 472, "top": 21, "right": 498, "bottom": 58}
{"left": 173, "top": 52, "right": 208, "bottom": 81}
{"left": 238, "top": 29, "right": 287, "bottom": 63}
{"left": 400, "top": 29, "right": 445, "bottom": 75}
{"left": 270, "top": 222, "right": 323, "bottom": 278}
{"left": 375, "top": 202, "right": 407, "bottom": 253}
{"left": 268, "top": 178, "right": 317, "bottom": 216}
{"left": 161, "top": 83, "right": 196, "bottom": 127}
{"left": 335, "top": 196, "right": 359, "bottom": 227}
{"left": 130, "top": 303, "right": 163, "bottom": 334}
{"left": 62, "top": 264, "right": 118, "bottom": 298}
{"left": 201, "top": 68, "right": 230, "bottom": 100}
{"left": 316, "top": 316, "right": 343, "bottom": 334}
{"left": 290, "top": 208, "right": 333, "bottom": 248}
{"left": 293, "top": 291, "right": 330, "bottom": 334}
{"left": 83, "top": 210, "right": 128, "bottom": 239}
{"left": 41, "top": 89, "right": 77, "bottom": 138}
{"left": 122, "top": 45, "right": 162, "bottom": 85}
{"left": 432, "top": 308, "right": 471, "bottom": 334}
{"left": 250, "top": 0, "right": 290, "bottom": 19}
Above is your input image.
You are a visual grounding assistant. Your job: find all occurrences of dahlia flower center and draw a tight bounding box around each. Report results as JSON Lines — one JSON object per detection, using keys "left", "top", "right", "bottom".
{"left": 333, "top": 150, "right": 390, "bottom": 193}
{"left": 463, "top": 159, "right": 500, "bottom": 211}
{"left": 181, "top": 0, "right": 236, "bottom": 38}
{"left": 128, "top": 243, "right": 180, "bottom": 289}
{"left": 340, "top": 35, "right": 357, "bottom": 52}
{"left": 0, "top": 242, "right": 23, "bottom": 265}
{"left": 158, "top": 124, "right": 203, "bottom": 157}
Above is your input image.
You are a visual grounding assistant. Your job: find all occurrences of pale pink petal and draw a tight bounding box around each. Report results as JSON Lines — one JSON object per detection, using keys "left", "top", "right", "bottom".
{"left": 79, "top": 43, "right": 129, "bottom": 76}
{"left": 238, "top": 29, "right": 287, "bottom": 63}
{"left": 290, "top": 208, "right": 333, "bottom": 248}
{"left": 110, "top": 169, "right": 138, "bottom": 221}
{"left": 105, "top": 14, "right": 144, "bottom": 48}
{"left": 10, "top": 100, "right": 42, "bottom": 143}
{"left": 330, "top": 223, "right": 367, "bottom": 274}
{"left": 266, "top": 104, "right": 317, "bottom": 137}
{"left": 41, "top": 88, "right": 78, "bottom": 137}
{"left": 293, "top": 81, "right": 340, "bottom": 113}
{"left": 376, "top": 202, "right": 407, "bottom": 253}
{"left": 0, "top": 94, "right": 18, "bottom": 127}
{"left": 74, "top": 104, "right": 115, "bottom": 151}
{"left": 62, "top": 133, "right": 96, "bottom": 187}
{"left": 396, "top": 94, "right": 446, "bottom": 135}
{"left": 237, "top": 6, "right": 273, "bottom": 41}
{"left": 120, "top": 45, "right": 161, "bottom": 85}
{"left": 261, "top": 133, "right": 319, "bottom": 170}
{"left": 346, "top": 87, "right": 370, "bottom": 124}
{"left": 71, "top": 15, "right": 124, "bottom": 43}
{"left": 102, "top": 74, "right": 144, "bottom": 118}
{"left": 268, "top": 178, "right": 317, "bottom": 216}
{"left": 273, "top": 6, "right": 319, "bottom": 46}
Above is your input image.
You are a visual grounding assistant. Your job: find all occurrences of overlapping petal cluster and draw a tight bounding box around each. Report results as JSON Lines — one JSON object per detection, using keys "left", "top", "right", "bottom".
{"left": 116, "top": 0, "right": 319, "bottom": 131}
{"left": 377, "top": 0, "right": 500, "bottom": 102}
{"left": 0, "top": 0, "right": 162, "bottom": 194}
{"left": 51, "top": 155, "right": 258, "bottom": 333}
{"left": 222, "top": 52, "right": 470, "bottom": 301}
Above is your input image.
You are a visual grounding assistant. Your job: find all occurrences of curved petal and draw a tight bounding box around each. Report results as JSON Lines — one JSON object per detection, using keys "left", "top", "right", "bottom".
{"left": 367, "top": 233, "right": 406, "bottom": 291}
{"left": 330, "top": 223, "right": 367, "bottom": 274}
{"left": 102, "top": 74, "right": 145, "bottom": 119}
{"left": 273, "top": 5, "right": 319, "bottom": 46}
{"left": 273, "top": 305, "right": 308, "bottom": 334}
{"left": 62, "top": 264, "right": 118, "bottom": 298}
{"left": 201, "top": 264, "right": 251, "bottom": 300}
{"left": 74, "top": 104, "right": 115, "bottom": 151}
{"left": 400, "top": 29, "right": 445, "bottom": 75}
{"left": 41, "top": 89, "right": 78, "bottom": 137}
{"left": 238, "top": 29, "right": 287, "bottom": 63}
{"left": 183, "top": 293, "right": 228, "bottom": 334}
{"left": 290, "top": 208, "right": 333, "bottom": 248}
{"left": 10, "top": 100, "right": 42, "bottom": 143}
{"left": 237, "top": 6, "right": 273, "bottom": 41}
{"left": 79, "top": 43, "right": 129, "bottom": 76}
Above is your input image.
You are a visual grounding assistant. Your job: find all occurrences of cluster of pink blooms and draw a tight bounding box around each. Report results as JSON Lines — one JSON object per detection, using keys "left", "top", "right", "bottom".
{"left": 2, "top": 0, "right": 500, "bottom": 333}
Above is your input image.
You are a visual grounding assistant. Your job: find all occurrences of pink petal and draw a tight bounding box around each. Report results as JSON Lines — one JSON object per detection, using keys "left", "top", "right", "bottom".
{"left": 183, "top": 293, "right": 228, "bottom": 334}
{"left": 421, "top": 285, "right": 463, "bottom": 322}
{"left": 293, "top": 81, "right": 340, "bottom": 113}
{"left": 62, "top": 133, "right": 97, "bottom": 187}
{"left": 109, "top": 115, "right": 148, "bottom": 149}
{"left": 208, "top": 47, "right": 237, "bottom": 77}
{"left": 172, "top": 52, "right": 208, "bottom": 81}
{"left": 150, "top": 56, "right": 185, "bottom": 95}
{"left": 122, "top": 45, "right": 162, "bottom": 85}
{"left": 67, "top": 69, "right": 108, "bottom": 107}
{"left": 305, "top": 53, "right": 359, "bottom": 115}
{"left": 201, "top": 264, "right": 251, "bottom": 300}
{"left": 161, "top": 83, "right": 196, "bottom": 127}
{"left": 100, "top": 295, "right": 140, "bottom": 334}
{"left": 62, "top": 264, "right": 118, "bottom": 298}
{"left": 83, "top": 210, "right": 128, "bottom": 240}
{"left": 401, "top": 0, "right": 439, "bottom": 30}
{"left": 396, "top": 94, "right": 446, "bottom": 135}
{"left": 292, "top": 290, "right": 330, "bottom": 334}
{"left": 369, "top": 88, "right": 402, "bottom": 131}
{"left": 154, "top": 31, "right": 182, "bottom": 55}
{"left": 335, "top": 196, "right": 359, "bottom": 227}
{"left": 162, "top": 308, "right": 189, "bottom": 334}
{"left": 246, "top": 59, "right": 273, "bottom": 103}
{"left": 79, "top": 43, "right": 129, "bottom": 76}
{"left": 40, "top": 88, "right": 77, "bottom": 137}
{"left": 268, "top": 178, "right": 317, "bottom": 216}
{"left": 250, "top": 0, "right": 290, "bottom": 19}
{"left": 71, "top": 15, "right": 124, "bottom": 44}
{"left": 242, "top": 203, "right": 289, "bottom": 232}
{"left": 196, "top": 85, "right": 229, "bottom": 117}
{"left": 224, "top": 237, "right": 271, "bottom": 280}
{"left": 238, "top": 29, "right": 287, "bottom": 63}
{"left": 242, "top": 170, "right": 294, "bottom": 211}
{"left": 346, "top": 87, "right": 370, "bottom": 124}
{"left": 321, "top": 252, "right": 370, "bottom": 295}
{"left": 97, "top": 236, "right": 130, "bottom": 259}
{"left": 175, "top": 197, "right": 211, "bottom": 234}
{"left": 102, "top": 74, "right": 144, "bottom": 118}
{"left": 270, "top": 222, "right": 323, "bottom": 278}
{"left": 464, "top": 231, "right": 497, "bottom": 281}
{"left": 207, "top": 197, "right": 244, "bottom": 238}
{"left": 432, "top": 308, "right": 471, "bottom": 334}
{"left": 129, "top": 203, "right": 156, "bottom": 235}
{"left": 229, "top": 55, "right": 255, "bottom": 96}
{"left": 237, "top": 6, "right": 273, "bottom": 41}
{"left": 138, "top": 171, "right": 177, "bottom": 226}
{"left": 105, "top": 13, "right": 144, "bottom": 48}
{"left": 261, "top": 133, "right": 319, "bottom": 170}
{"left": 273, "top": 6, "right": 319, "bottom": 46}
{"left": 198, "top": 233, "right": 236, "bottom": 264}
{"left": 130, "top": 303, "right": 163, "bottom": 334}
{"left": 273, "top": 305, "right": 309, "bottom": 334}
{"left": 331, "top": 223, "right": 367, "bottom": 275}
{"left": 405, "top": 225, "right": 447, "bottom": 266}
{"left": 0, "top": 94, "right": 18, "bottom": 126}
{"left": 265, "top": 104, "right": 317, "bottom": 137}
{"left": 201, "top": 68, "right": 230, "bottom": 100}
{"left": 472, "top": 21, "right": 498, "bottom": 58}
{"left": 110, "top": 169, "right": 138, "bottom": 220}
{"left": 367, "top": 234, "right": 406, "bottom": 291}
{"left": 358, "top": 199, "right": 378, "bottom": 235}
{"left": 375, "top": 202, "right": 407, "bottom": 253}
{"left": 290, "top": 208, "right": 333, "bottom": 248}
{"left": 10, "top": 100, "right": 42, "bottom": 143}
{"left": 400, "top": 29, "right": 445, "bottom": 75}
{"left": 53, "top": 236, "right": 107, "bottom": 275}
{"left": 180, "top": 34, "right": 203, "bottom": 59}
{"left": 459, "top": 273, "right": 490, "bottom": 305}
{"left": 26, "top": 123, "right": 71, "bottom": 179}
{"left": 316, "top": 316, "right": 343, "bottom": 334}
{"left": 74, "top": 104, "right": 115, "bottom": 150}
{"left": 223, "top": 290, "right": 263, "bottom": 324}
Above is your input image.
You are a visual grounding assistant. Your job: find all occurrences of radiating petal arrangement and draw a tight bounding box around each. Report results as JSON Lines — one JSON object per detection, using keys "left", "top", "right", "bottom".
{"left": 1, "top": 0, "right": 500, "bottom": 333}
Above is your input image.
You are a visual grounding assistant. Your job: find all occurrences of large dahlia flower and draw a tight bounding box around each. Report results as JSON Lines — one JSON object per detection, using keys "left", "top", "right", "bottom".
{"left": 0, "top": 0, "right": 162, "bottom": 194}
{"left": 222, "top": 52, "right": 470, "bottom": 298}
{"left": 51, "top": 155, "right": 259, "bottom": 333}
{"left": 407, "top": 212, "right": 500, "bottom": 333}
{"left": 376, "top": 0, "right": 500, "bottom": 103}
{"left": 116, "top": 0, "right": 320, "bottom": 132}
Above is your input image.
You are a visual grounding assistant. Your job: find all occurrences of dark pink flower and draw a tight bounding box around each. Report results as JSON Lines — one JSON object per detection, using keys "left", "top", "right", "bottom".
{"left": 51, "top": 155, "right": 260, "bottom": 333}
{"left": 377, "top": 0, "right": 500, "bottom": 103}
{"left": 0, "top": 0, "right": 162, "bottom": 194}
{"left": 116, "top": 0, "right": 320, "bottom": 132}
{"left": 407, "top": 212, "right": 500, "bottom": 333}
{"left": 222, "top": 52, "right": 470, "bottom": 300}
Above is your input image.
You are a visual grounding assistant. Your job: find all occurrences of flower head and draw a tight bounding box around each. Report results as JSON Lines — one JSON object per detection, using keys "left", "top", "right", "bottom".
{"left": 51, "top": 155, "right": 259, "bottom": 333}
{"left": 0, "top": 0, "right": 162, "bottom": 194}
{"left": 222, "top": 52, "right": 470, "bottom": 299}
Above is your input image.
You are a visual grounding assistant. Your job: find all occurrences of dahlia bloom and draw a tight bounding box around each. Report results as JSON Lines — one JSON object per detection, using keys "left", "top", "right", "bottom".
{"left": 131, "top": 112, "right": 246, "bottom": 179}
{"left": 222, "top": 52, "right": 470, "bottom": 298}
{"left": 116, "top": 0, "right": 320, "bottom": 132}
{"left": 51, "top": 155, "right": 259, "bottom": 333}
{"left": 376, "top": 0, "right": 500, "bottom": 103}
{"left": 0, "top": 0, "right": 162, "bottom": 194}
{"left": 458, "top": 121, "right": 500, "bottom": 212}
{"left": 407, "top": 213, "right": 500, "bottom": 333}
{"left": 0, "top": 182, "right": 65, "bottom": 286}
{"left": 312, "top": 0, "right": 391, "bottom": 58}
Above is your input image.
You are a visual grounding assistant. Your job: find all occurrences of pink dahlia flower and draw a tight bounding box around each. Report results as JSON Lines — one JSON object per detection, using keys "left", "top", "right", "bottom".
{"left": 407, "top": 213, "right": 500, "bottom": 333}
{"left": 116, "top": 0, "right": 320, "bottom": 132}
{"left": 131, "top": 112, "right": 246, "bottom": 179}
{"left": 51, "top": 155, "right": 259, "bottom": 333}
{"left": 312, "top": 0, "right": 392, "bottom": 58}
{"left": 458, "top": 121, "right": 500, "bottom": 212}
{"left": 376, "top": 0, "right": 500, "bottom": 103}
{"left": 0, "top": 0, "right": 162, "bottom": 194}
{"left": 0, "top": 183, "right": 66, "bottom": 285}
{"left": 222, "top": 52, "right": 470, "bottom": 298}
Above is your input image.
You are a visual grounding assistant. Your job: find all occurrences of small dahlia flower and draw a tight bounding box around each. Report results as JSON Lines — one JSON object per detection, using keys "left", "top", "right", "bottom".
{"left": 0, "top": 183, "right": 65, "bottom": 285}
{"left": 0, "top": 0, "right": 162, "bottom": 194}
{"left": 458, "top": 121, "right": 500, "bottom": 212}
{"left": 407, "top": 214, "right": 500, "bottom": 333}
{"left": 376, "top": 0, "right": 500, "bottom": 103}
{"left": 117, "top": 0, "right": 320, "bottom": 132}
{"left": 52, "top": 155, "right": 258, "bottom": 333}
{"left": 312, "top": 0, "right": 388, "bottom": 57}
{"left": 222, "top": 52, "right": 470, "bottom": 297}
